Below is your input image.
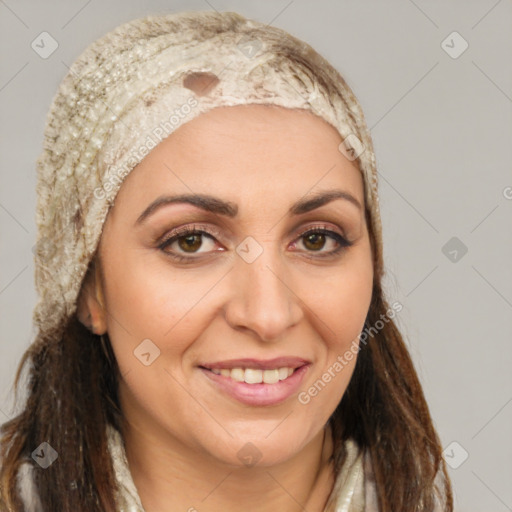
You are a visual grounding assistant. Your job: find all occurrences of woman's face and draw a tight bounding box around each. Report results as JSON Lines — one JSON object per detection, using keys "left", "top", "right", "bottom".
{"left": 95, "top": 104, "right": 374, "bottom": 466}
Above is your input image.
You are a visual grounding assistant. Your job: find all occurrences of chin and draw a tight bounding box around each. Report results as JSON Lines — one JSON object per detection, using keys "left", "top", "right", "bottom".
{"left": 200, "top": 424, "right": 319, "bottom": 469}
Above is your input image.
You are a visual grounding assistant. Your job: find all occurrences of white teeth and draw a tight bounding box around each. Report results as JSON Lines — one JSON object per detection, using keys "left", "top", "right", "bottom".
{"left": 278, "top": 367, "right": 289, "bottom": 380}
{"left": 244, "top": 369, "right": 263, "bottom": 384}
{"left": 231, "top": 368, "right": 245, "bottom": 382}
{"left": 263, "top": 369, "right": 279, "bottom": 384}
{"left": 209, "top": 366, "right": 296, "bottom": 384}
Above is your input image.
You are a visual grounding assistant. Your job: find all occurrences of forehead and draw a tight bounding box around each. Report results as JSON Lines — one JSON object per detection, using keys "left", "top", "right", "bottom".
{"left": 170, "top": 104, "right": 347, "bottom": 155}
{"left": 110, "top": 104, "right": 365, "bottom": 214}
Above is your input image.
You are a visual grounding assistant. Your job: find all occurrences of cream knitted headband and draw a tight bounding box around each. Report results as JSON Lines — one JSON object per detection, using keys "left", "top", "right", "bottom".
{"left": 33, "top": 10, "right": 383, "bottom": 341}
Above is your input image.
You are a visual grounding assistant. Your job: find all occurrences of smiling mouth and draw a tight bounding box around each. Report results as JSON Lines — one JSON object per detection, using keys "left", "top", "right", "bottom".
{"left": 203, "top": 366, "right": 296, "bottom": 384}
{"left": 199, "top": 359, "right": 310, "bottom": 406}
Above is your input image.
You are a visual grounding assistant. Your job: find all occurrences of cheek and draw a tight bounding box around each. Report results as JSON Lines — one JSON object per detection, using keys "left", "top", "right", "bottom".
{"left": 100, "top": 248, "right": 211, "bottom": 370}
{"left": 311, "top": 252, "right": 373, "bottom": 349}
{"left": 299, "top": 249, "right": 373, "bottom": 406}
{"left": 100, "top": 253, "right": 212, "bottom": 429}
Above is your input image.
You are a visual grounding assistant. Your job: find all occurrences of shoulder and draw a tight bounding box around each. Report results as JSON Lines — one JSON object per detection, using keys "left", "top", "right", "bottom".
{"left": 327, "top": 438, "right": 366, "bottom": 512}
{"left": 432, "top": 465, "right": 450, "bottom": 511}
{"left": 361, "top": 449, "right": 450, "bottom": 512}
{"left": 15, "top": 458, "right": 44, "bottom": 512}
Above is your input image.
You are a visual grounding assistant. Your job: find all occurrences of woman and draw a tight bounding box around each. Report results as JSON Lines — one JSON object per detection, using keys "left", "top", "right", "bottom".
{"left": 0, "top": 10, "right": 453, "bottom": 512}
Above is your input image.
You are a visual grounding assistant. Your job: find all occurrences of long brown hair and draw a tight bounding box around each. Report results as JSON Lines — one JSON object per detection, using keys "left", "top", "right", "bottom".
{"left": 0, "top": 279, "right": 122, "bottom": 511}
{"left": 1, "top": 11, "right": 452, "bottom": 511}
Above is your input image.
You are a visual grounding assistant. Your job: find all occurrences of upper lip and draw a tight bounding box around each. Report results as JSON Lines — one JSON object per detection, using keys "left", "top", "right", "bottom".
{"left": 200, "top": 357, "right": 310, "bottom": 371}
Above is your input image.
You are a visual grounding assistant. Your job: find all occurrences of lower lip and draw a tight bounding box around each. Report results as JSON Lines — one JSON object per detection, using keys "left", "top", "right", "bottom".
{"left": 200, "top": 365, "right": 310, "bottom": 406}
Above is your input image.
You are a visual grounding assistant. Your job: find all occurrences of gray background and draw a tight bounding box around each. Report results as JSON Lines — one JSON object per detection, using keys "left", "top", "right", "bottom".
{"left": 1, "top": 1, "right": 511, "bottom": 510}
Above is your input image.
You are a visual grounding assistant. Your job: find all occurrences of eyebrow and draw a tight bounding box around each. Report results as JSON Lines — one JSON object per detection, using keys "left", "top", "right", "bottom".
{"left": 135, "top": 189, "right": 362, "bottom": 226}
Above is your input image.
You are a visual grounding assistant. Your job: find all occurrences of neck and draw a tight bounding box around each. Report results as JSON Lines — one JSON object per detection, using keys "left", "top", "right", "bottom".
{"left": 122, "top": 420, "right": 335, "bottom": 512}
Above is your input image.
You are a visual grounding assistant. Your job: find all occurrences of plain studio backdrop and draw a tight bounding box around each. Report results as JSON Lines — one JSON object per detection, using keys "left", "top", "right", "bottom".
{"left": 0, "top": 1, "right": 511, "bottom": 511}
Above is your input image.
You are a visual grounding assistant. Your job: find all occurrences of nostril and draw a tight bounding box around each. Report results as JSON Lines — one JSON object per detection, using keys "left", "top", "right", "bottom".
{"left": 182, "top": 71, "right": 220, "bottom": 97}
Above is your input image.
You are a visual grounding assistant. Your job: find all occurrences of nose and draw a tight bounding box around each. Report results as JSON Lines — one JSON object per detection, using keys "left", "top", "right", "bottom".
{"left": 224, "top": 245, "right": 304, "bottom": 342}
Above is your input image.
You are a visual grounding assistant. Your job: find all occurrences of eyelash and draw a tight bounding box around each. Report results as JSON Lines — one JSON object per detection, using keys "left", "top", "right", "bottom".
{"left": 157, "top": 223, "right": 353, "bottom": 263}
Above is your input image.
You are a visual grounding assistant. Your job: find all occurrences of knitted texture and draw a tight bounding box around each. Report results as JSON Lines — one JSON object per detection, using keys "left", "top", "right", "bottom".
{"left": 33, "top": 10, "right": 383, "bottom": 341}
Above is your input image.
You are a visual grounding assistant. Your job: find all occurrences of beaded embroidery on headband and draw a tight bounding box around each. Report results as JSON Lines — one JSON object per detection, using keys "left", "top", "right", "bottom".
{"left": 33, "top": 10, "right": 383, "bottom": 342}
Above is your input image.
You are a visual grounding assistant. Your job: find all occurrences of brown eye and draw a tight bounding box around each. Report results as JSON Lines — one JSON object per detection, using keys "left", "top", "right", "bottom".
{"left": 157, "top": 224, "right": 353, "bottom": 264}
{"left": 158, "top": 224, "right": 221, "bottom": 261}
{"left": 302, "top": 232, "right": 327, "bottom": 251}
{"left": 177, "top": 233, "right": 204, "bottom": 253}
{"left": 294, "top": 228, "right": 352, "bottom": 257}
